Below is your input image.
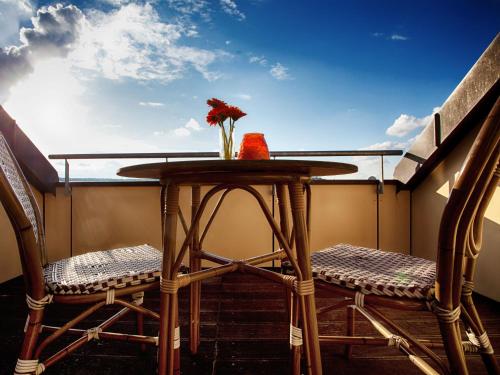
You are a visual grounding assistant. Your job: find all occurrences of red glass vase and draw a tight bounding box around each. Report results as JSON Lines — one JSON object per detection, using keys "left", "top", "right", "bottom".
{"left": 237, "top": 133, "right": 270, "bottom": 160}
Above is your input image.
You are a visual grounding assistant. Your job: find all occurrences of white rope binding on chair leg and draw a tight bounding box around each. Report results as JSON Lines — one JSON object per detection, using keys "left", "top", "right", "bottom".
{"left": 290, "top": 324, "right": 303, "bottom": 347}
{"left": 431, "top": 301, "right": 461, "bottom": 323}
{"left": 86, "top": 327, "right": 102, "bottom": 341}
{"left": 26, "top": 294, "right": 53, "bottom": 310}
{"left": 105, "top": 289, "right": 115, "bottom": 305}
{"left": 354, "top": 292, "right": 365, "bottom": 308}
{"left": 174, "top": 326, "right": 181, "bottom": 349}
{"left": 478, "top": 332, "right": 494, "bottom": 354}
{"left": 14, "top": 359, "right": 45, "bottom": 374}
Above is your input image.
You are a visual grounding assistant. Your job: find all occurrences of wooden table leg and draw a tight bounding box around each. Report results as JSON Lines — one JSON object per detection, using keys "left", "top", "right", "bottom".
{"left": 288, "top": 181, "right": 323, "bottom": 375}
{"left": 158, "top": 183, "right": 180, "bottom": 375}
{"left": 190, "top": 185, "right": 202, "bottom": 354}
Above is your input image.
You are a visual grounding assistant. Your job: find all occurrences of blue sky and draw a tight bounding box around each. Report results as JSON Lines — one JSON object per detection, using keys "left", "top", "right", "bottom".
{"left": 0, "top": 0, "right": 498, "bottom": 179}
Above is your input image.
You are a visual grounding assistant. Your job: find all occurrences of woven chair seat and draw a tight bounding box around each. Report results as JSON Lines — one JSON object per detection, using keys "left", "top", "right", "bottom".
{"left": 311, "top": 244, "right": 436, "bottom": 299}
{"left": 44, "top": 244, "right": 162, "bottom": 295}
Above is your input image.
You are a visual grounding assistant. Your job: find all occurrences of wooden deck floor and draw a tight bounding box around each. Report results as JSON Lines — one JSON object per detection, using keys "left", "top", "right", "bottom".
{"left": 0, "top": 273, "right": 498, "bottom": 374}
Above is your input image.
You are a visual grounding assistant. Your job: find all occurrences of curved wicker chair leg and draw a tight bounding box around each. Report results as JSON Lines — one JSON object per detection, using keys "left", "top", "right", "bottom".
{"left": 290, "top": 293, "right": 302, "bottom": 375}
{"left": 480, "top": 351, "right": 500, "bottom": 375}
{"left": 438, "top": 321, "right": 469, "bottom": 375}
{"left": 131, "top": 292, "right": 146, "bottom": 352}
{"left": 15, "top": 310, "right": 44, "bottom": 375}
{"left": 462, "top": 297, "right": 499, "bottom": 374}
{"left": 136, "top": 312, "right": 146, "bottom": 352}
{"left": 344, "top": 305, "right": 355, "bottom": 360}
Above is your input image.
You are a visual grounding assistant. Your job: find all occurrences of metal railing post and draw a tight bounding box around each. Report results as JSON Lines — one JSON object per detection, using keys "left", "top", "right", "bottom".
{"left": 377, "top": 155, "right": 384, "bottom": 194}
{"left": 64, "top": 159, "right": 71, "bottom": 196}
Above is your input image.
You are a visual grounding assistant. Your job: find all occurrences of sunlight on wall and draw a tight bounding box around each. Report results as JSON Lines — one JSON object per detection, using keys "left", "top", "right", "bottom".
{"left": 436, "top": 180, "right": 500, "bottom": 225}
{"left": 436, "top": 180, "right": 450, "bottom": 199}
{"left": 485, "top": 187, "right": 500, "bottom": 225}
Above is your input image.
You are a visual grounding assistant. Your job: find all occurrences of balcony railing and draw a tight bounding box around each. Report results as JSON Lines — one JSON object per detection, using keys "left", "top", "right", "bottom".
{"left": 48, "top": 149, "right": 403, "bottom": 195}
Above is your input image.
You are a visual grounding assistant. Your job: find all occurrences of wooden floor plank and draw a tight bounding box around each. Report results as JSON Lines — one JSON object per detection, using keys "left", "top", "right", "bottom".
{"left": 0, "top": 273, "right": 498, "bottom": 374}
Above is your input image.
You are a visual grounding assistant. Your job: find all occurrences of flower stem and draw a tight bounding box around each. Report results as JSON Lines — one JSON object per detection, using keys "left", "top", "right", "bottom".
{"left": 228, "top": 119, "right": 235, "bottom": 158}
{"left": 220, "top": 122, "right": 230, "bottom": 159}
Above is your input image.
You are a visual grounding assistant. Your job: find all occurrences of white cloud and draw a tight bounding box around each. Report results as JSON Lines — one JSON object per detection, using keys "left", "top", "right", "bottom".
{"left": 162, "top": 118, "right": 203, "bottom": 137}
{"left": 166, "top": 0, "right": 211, "bottom": 21}
{"left": 0, "top": 0, "right": 33, "bottom": 45}
{"left": 173, "top": 127, "right": 191, "bottom": 136}
{"left": 225, "top": 40, "right": 231, "bottom": 45}
{"left": 185, "top": 25, "right": 199, "bottom": 37}
{"left": 362, "top": 140, "right": 409, "bottom": 151}
{"left": 20, "top": 4, "right": 84, "bottom": 57}
{"left": 185, "top": 118, "right": 202, "bottom": 131}
{"left": 167, "top": 0, "right": 245, "bottom": 22}
{"left": 390, "top": 34, "right": 408, "bottom": 41}
{"left": 353, "top": 141, "right": 409, "bottom": 180}
{"left": 1, "top": 0, "right": 31, "bottom": 13}
{"left": 220, "top": 0, "right": 245, "bottom": 20}
{"left": 235, "top": 93, "right": 252, "bottom": 100}
{"left": 386, "top": 107, "right": 440, "bottom": 137}
{"left": 101, "top": 0, "right": 134, "bottom": 5}
{"left": 270, "top": 62, "right": 292, "bottom": 80}
{"left": 0, "top": 3, "right": 84, "bottom": 100}
{"left": 249, "top": 55, "right": 267, "bottom": 66}
{"left": 371, "top": 32, "right": 408, "bottom": 41}
{"left": 139, "top": 101, "right": 165, "bottom": 107}
{"left": 71, "top": 3, "right": 224, "bottom": 83}
{"left": 0, "top": 3, "right": 226, "bottom": 100}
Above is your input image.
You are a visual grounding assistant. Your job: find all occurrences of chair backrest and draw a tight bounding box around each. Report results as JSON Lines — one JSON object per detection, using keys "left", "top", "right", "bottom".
{"left": 436, "top": 97, "right": 500, "bottom": 309}
{"left": 0, "top": 132, "right": 46, "bottom": 298}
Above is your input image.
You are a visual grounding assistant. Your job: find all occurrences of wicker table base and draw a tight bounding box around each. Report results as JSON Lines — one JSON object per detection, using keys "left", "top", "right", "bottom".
{"left": 117, "top": 160, "right": 358, "bottom": 375}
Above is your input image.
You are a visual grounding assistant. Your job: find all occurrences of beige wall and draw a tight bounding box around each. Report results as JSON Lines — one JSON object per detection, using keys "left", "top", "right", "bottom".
{"left": 72, "top": 186, "right": 163, "bottom": 254}
{"left": 412, "top": 127, "right": 500, "bottom": 301}
{"left": 44, "top": 186, "right": 71, "bottom": 262}
{"left": 0, "top": 202, "right": 21, "bottom": 281}
{"left": 308, "top": 184, "right": 408, "bottom": 253}
{"left": 0, "top": 182, "right": 410, "bottom": 283}
{"left": 380, "top": 186, "right": 411, "bottom": 253}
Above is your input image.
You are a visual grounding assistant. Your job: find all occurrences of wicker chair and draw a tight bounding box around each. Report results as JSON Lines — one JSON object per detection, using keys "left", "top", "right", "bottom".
{"left": 311, "top": 98, "right": 499, "bottom": 375}
{"left": 0, "top": 132, "right": 164, "bottom": 374}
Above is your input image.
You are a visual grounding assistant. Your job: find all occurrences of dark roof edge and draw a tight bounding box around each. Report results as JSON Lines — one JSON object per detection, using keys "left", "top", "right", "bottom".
{"left": 393, "top": 34, "right": 500, "bottom": 189}
{"left": 405, "top": 81, "right": 499, "bottom": 189}
{"left": 0, "top": 106, "right": 59, "bottom": 194}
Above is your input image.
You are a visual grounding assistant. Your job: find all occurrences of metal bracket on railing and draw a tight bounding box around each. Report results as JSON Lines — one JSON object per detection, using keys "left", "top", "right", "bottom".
{"left": 378, "top": 155, "right": 385, "bottom": 194}
{"left": 64, "top": 159, "right": 72, "bottom": 196}
{"left": 377, "top": 180, "right": 384, "bottom": 194}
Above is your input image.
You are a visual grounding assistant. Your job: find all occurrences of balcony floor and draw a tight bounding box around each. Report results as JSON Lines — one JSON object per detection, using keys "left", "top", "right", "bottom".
{"left": 0, "top": 273, "right": 498, "bottom": 374}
